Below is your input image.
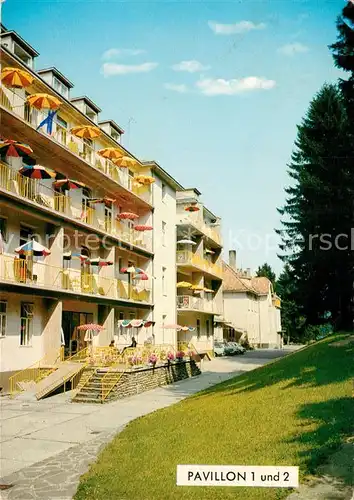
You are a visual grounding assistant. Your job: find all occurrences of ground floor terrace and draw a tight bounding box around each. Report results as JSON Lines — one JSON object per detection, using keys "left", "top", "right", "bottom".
{"left": 176, "top": 310, "right": 216, "bottom": 355}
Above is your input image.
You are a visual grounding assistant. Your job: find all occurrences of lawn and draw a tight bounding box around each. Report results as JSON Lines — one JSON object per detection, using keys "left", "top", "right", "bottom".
{"left": 75, "top": 334, "right": 354, "bottom": 500}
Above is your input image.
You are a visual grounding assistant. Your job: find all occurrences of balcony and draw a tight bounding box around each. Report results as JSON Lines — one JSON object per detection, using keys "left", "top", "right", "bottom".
{"left": 0, "top": 86, "right": 152, "bottom": 206}
{"left": 0, "top": 161, "right": 152, "bottom": 253}
{"left": 0, "top": 254, "right": 152, "bottom": 305}
{"left": 177, "top": 295, "right": 219, "bottom": 314}
{"left": 176, "top": 250, "right": 222, "bottom": 279}
{"left": 177, "top": 213, "right": 222, "bottom": 247}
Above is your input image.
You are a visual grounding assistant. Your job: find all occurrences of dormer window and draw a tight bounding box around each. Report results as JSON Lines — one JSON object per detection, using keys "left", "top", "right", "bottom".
{"left": 53, "top": 76, "right": 69, "bottom": 98}
{"left": 85, "top": 105, "right": 97, "bottom": 123}
{"left": 111, "top": 131, "right": 120, "bottom": 142}
{"left": 13, "top": 42, "right": 32, "bottom": 67}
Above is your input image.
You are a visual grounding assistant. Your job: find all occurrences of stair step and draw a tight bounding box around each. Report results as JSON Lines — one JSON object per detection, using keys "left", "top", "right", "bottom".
{"left": 72, "top": 398, "right": 102, "bottom": 404}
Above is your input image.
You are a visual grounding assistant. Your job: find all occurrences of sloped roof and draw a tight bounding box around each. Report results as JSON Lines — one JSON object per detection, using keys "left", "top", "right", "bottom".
{"left": 223, "top": 262, "right": 271, "bottom": 296}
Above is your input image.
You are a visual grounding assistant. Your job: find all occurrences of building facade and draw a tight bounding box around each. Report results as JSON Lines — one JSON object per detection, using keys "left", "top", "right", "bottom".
{"left": 222, "top": 251, "right": 282, "bottom": 348}
{"left": 175, "top": 189, "right": 223, "bottom": 353}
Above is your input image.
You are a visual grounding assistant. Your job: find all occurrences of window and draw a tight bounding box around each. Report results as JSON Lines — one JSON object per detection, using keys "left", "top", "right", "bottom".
{"left": 56, "top": 115, "right": 68, "bottom": 144}
{"left": 0, "top": 217, "right": 7, "bottom": 244}
{"left": 20, "top": 302, "right": 33, "bottom": 346}
{"left": 162, "top": 183, "right": 166, "bottom": 200}
{"left": 129, "top": 311, "right": 135, "bottom": 320}
{"left": 20, "top": 225, "right": 33, "bottom": 246}
{"left": 162, "top": 267, "right": 166, "bottom": 295}
{"left": 53, "top": 77, "right": 69, "bottom": 98}
{"left": 118, "top": 258, "right": 123, "bottom": 272}
{"left": 119, "top": 312, "right": 124, "bottom": 320}
{"left": 162, "top": 221, "right": 166, "bottom": 246}
{"left": 206, "top": 319, "right": 210, "bottom": 337}
{"left": 196, "top": 319, "right": 201, "bottom": 338}
{"left": 0, "top": 301, "right": 7, "bottom": 337}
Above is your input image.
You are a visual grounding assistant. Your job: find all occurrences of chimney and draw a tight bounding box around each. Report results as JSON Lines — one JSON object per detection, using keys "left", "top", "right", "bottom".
{"left": 229, "top": 250, "right": 236, "bottom": 270}
{"left": 246, "top": 268, "right": 251, "bottom": 278}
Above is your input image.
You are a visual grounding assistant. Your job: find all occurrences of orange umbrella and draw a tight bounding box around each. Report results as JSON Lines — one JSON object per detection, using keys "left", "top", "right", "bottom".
{"left": 27, "top": 93, "right": 61, "bottom": 110}
{"left": 71, "top": 125, "right": 101, "bottom": 139}
{"left": 97, "top": 147, "right": 123, "bottom": 160}
{"left": 114, "top": 156, "right": 137, "bottom": 168}
{"left": 135, "top": 175, "right": 155, "bottom": 185}
{"left": 1, "top": 67, "right": 34, "bottom": 88}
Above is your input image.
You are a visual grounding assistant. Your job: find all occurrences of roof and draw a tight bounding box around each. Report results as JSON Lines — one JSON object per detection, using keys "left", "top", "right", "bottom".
{"left": 0, "top": 30, "right": 39, "bottom": 57}
{"left": 181, "top": 187, "right": 202, "bottom": 196}
{"left": 70, "top": 96, "right": 102, "bottom": 113}
{"left": 98, "top": 120, "right": 125, "bottom": 135}
{"left": 223, "top": 262, "right": 271, "bottom": 296}
{"left": 37, "top": 67, "right": 74, "bottom": 89}
{"left": 142, "top": 160, "right": 184, "bottom": 191}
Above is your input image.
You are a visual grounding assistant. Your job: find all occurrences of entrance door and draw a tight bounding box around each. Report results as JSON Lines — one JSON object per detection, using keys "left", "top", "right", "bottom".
{"left": 61, "top": 311, "right": 94, "bottom": 356}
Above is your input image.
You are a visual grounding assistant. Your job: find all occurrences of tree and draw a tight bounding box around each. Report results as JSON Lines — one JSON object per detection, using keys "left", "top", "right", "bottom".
{"left": 276, "top": 83, "right": 354, "bottom": 330}
{"left": 276, "top": 264, "right": 305, "bottom": 342}
{"left": 256, "top": 263, "right": 276, "bottom": 286}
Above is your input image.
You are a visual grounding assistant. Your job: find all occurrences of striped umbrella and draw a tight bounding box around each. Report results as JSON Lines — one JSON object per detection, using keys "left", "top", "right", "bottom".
{"left": 19, "top": 165, "right": 55, "bottom": 180}
{"left": 71, "top": 125, "right": 101, "bottom": 139}
{"left": 53, "top": 179, "right": 86, "bottom": 190}
{"left": 0, "top": 139, "right": 36, "bottom": 165}
{"left": 1, "top": 67, "right": 34, "bottom": 88}
{"left": 97, "top": 147, "right": 123, "bottom": 160}
{"left": 15, "top": 239, "right": 51, "bottom": 257}
{"left": 89, "top": 257, "right": 113, "bottom": 267}
{"left": 27, "top": 93, "right": 61, "bottom": 110}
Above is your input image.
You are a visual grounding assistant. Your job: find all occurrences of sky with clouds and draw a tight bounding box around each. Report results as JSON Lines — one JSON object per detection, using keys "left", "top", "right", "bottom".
{"left": 2, "top": 0, "right": 345, "bottom": 273}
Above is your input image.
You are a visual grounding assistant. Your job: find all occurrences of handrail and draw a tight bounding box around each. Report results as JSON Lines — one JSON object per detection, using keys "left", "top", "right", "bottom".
{"left": 0, "top": 161, "right": 152, "bottom": 252}
{"left": 101, "top": 367, "right": 125, "bottom": 402}
{"left": 0, "top": 85, "right": 152, "bottom": 206}
{"left": 0, "top": 254, "right": 152, "bottom": 304}
{"left": 176, "top": 250, "right": 222, "bottom": 278}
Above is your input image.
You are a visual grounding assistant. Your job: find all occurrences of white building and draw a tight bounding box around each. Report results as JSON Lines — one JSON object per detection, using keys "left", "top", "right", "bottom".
{"left": 222, "top": 251, "right": 282, "bottom": 348}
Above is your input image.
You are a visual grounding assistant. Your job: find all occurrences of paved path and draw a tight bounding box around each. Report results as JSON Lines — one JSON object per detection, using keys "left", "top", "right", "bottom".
{"left": 0, "top": 348, "right": 298, "bottom": 499}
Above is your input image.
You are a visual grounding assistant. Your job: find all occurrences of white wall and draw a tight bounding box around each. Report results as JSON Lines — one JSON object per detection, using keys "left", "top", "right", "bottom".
{"left": 152, "top": 175, "right": 177, "bottom": 346}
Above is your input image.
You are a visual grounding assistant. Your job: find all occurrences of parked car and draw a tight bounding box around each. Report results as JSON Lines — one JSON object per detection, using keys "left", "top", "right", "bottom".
{"left": 214, "top": 342, "right": 226, "bottom": 357}
{"left": 227, "top": 342, "right": 246, "bottom": 354}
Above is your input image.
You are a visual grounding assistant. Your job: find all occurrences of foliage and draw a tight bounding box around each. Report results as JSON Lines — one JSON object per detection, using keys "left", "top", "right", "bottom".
{"left": 255, "top": 263, "right": 276, "bottom": 287}
{"left": 75, "top": 335, "right": 354, "bottom": 500}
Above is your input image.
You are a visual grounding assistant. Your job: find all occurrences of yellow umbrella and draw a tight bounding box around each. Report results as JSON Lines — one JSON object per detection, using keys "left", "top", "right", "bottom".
{"left": 191, "top": 285, "right": 204, "bottom": 291}
{"left": 97, "top": 147, "right": 123, "bottom": 160}
{"left": 1, "top": 67, "right": 34, "bottom": 88}
{"left": 177, "top": 281, "right": 192, "bottom": 288}
{"left": 114, "top": 156, "right": 138, "bottom": 169}
{"left": 27, "top": 93, "right": 61, "bottom": 110}
{"left": 203, "top": 288, "right": 215, "bottom": 293}
{"left": 71, "top": 125, "right": 101, "bottom": 139}
{"left": 135, "top": 175, "right": 155, "bottom": 185}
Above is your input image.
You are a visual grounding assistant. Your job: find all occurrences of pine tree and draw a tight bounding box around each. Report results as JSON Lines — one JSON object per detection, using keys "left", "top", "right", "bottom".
{"left": 255, "top": 263, "right": 276, "bottom": 286}
{"left": 276, "top": 83, "right": 354, "bottom": 329}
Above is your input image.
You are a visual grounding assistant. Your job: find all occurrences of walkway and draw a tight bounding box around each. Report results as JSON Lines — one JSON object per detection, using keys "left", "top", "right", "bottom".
{"left": 0, "top": 348, "right": 297, "bottom": 499}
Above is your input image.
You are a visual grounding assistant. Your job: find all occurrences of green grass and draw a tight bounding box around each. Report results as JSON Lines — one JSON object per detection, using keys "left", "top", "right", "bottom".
{"left": 75, "top": 334, "right": 354, "bottom": 500}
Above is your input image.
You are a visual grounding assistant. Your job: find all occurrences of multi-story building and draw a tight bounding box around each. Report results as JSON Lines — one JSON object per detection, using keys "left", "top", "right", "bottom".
{"left": 175, "top": 188, "right": 223, "bottom": 353}
{"left": 0, "top": 25, "right": 179, "bottom": 389}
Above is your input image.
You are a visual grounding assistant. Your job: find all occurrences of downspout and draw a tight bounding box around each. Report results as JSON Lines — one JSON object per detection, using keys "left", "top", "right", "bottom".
{"left": 258, "top": 295, "right": 261, "bottom": 347}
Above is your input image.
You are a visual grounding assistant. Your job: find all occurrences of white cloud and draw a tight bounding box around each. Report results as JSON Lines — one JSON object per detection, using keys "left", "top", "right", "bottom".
{"left": 171, "top": 60, "right": 210, "bottom": 73}
{"left": 102, "top": 62, "right": 158, "bottom": 77}
{"left": 196, "top": 77, "right": 276, "bottom": 96}
{"left": 164, "top": 83, "right": 189, "bottom": 93}
{"left": 277, "top": 42, "right": 309, "bottom": 56}
{"left": 102, "top": 48, "right": 145, "bottom": 60}
{"left": 208, "top": 20, "right": 266, "bottom": 35}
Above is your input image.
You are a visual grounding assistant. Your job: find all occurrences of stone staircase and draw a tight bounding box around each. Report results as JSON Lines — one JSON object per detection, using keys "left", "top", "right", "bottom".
{"left": 72, "top": 369, "right": 123, "bottom": 404}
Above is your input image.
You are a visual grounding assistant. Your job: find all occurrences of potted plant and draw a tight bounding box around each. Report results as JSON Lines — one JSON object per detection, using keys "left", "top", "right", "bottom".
{"left": 176, "top": 350, "right": 185, "bottom": 362}
{"left": 148, "top": 353, "right": 158, "bottom": 367}
{"left": 167, "top": 352, "right": 175, "bottom": 362}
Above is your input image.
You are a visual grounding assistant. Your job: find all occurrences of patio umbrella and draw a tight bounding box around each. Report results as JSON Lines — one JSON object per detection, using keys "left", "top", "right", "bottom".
{"left": 204, "top": 249, "right": 215, "bottom": 255}
{"left": 71, "top": 125, "right": 102, "bottom": 139}
{"left": 162, "top": 324, "right": 182, "bottom": 330}
{"left": 0, "top": 139, "right": 36, "bottom": 165}
{"left": 1, "top": 67, "right": 34, "bottom": 88}
{"left": 134, "top": 225, "right": 153, "bottom": 232}
{"left": 177, "top": 239, "right": 196, "bottom": 245}
{"left": 191, "top": 285, "right": 204, "bottom": 291}
{"left": 88, "top": 197, "right": 115, "bottom": 207}
{"left": 19, "top": 165, "right": 55, "bottom": 180}
{"left": 77, "top": 323, "right": 105, "bottom": 343}
{"left": 89, "top": 257, "right": 113, "bottom": 267}
{"left": 133, "top": 273, "right": 148, "bottom": 280}
{"left": 15, "top": 239, "right": 51, "bottom": 257}
{"left": 185, "top": 205, "right": 199, "bottom": 212}
{"left": 97, "top": 147, "right": 123, "bottom": 160}
{"left": 27, "top": 93, "right": 61, "bottom": 110}
{"left": 135, "top": 175, "right": 155, "bottom": 185}
{"left": 177, "top": 281, "right": 192, "bottom": 288}
{"left": 113, "top": 156, "right": 137, "bottom": 168}
{"left": 204, "top": 288, "right": 215, "bottom": 293}
{"left": 120, "top": 266, "right": 136, "bottom": 273}
{"left": 53, "top": 179, "right": 86, "bottom": 190}
{"left": 118, "top": 212, "right": 139, "bottom": 220}
{"left": 63, "top": 252, "right": 89, "bottom": 262}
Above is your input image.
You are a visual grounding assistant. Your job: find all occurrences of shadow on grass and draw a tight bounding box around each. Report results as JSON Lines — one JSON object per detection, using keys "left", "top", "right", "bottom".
{"left": 289, "top": 396, "right": 354, "bottom": 484}
{"left": 195, "top": 335, "right": 354, "bottom": 398}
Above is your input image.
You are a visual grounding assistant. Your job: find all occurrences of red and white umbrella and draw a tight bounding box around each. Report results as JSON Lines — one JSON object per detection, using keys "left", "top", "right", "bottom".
{"left": 134, "top": 225, "right": 153, "bottom": 231}
{"left": 118, "top": 212, "right": 139, "bottom": 220}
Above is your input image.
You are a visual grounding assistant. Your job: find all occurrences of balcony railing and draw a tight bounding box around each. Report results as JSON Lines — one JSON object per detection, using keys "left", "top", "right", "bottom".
{"left": 178, "top": 214, "right": 221, "bottom": 246}
{"left": 0, "top": 86, "right": 152, "bottom": 205}
{"left": 0, "top": 161, "right": 152, "bottom": 252}
{"left": 0, "top": 254, "right": 152, "bottom": 304}
{"left": 177, "top": 294, "right": 219, "bottom": 313}
{"left": 176, "top": 250, "right": 222, "bottom": 278}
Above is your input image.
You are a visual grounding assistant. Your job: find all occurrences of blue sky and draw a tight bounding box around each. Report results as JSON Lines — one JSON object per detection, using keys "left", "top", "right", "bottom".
{"left": 3, "top": 0, "right": 345, "bottom": 274}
